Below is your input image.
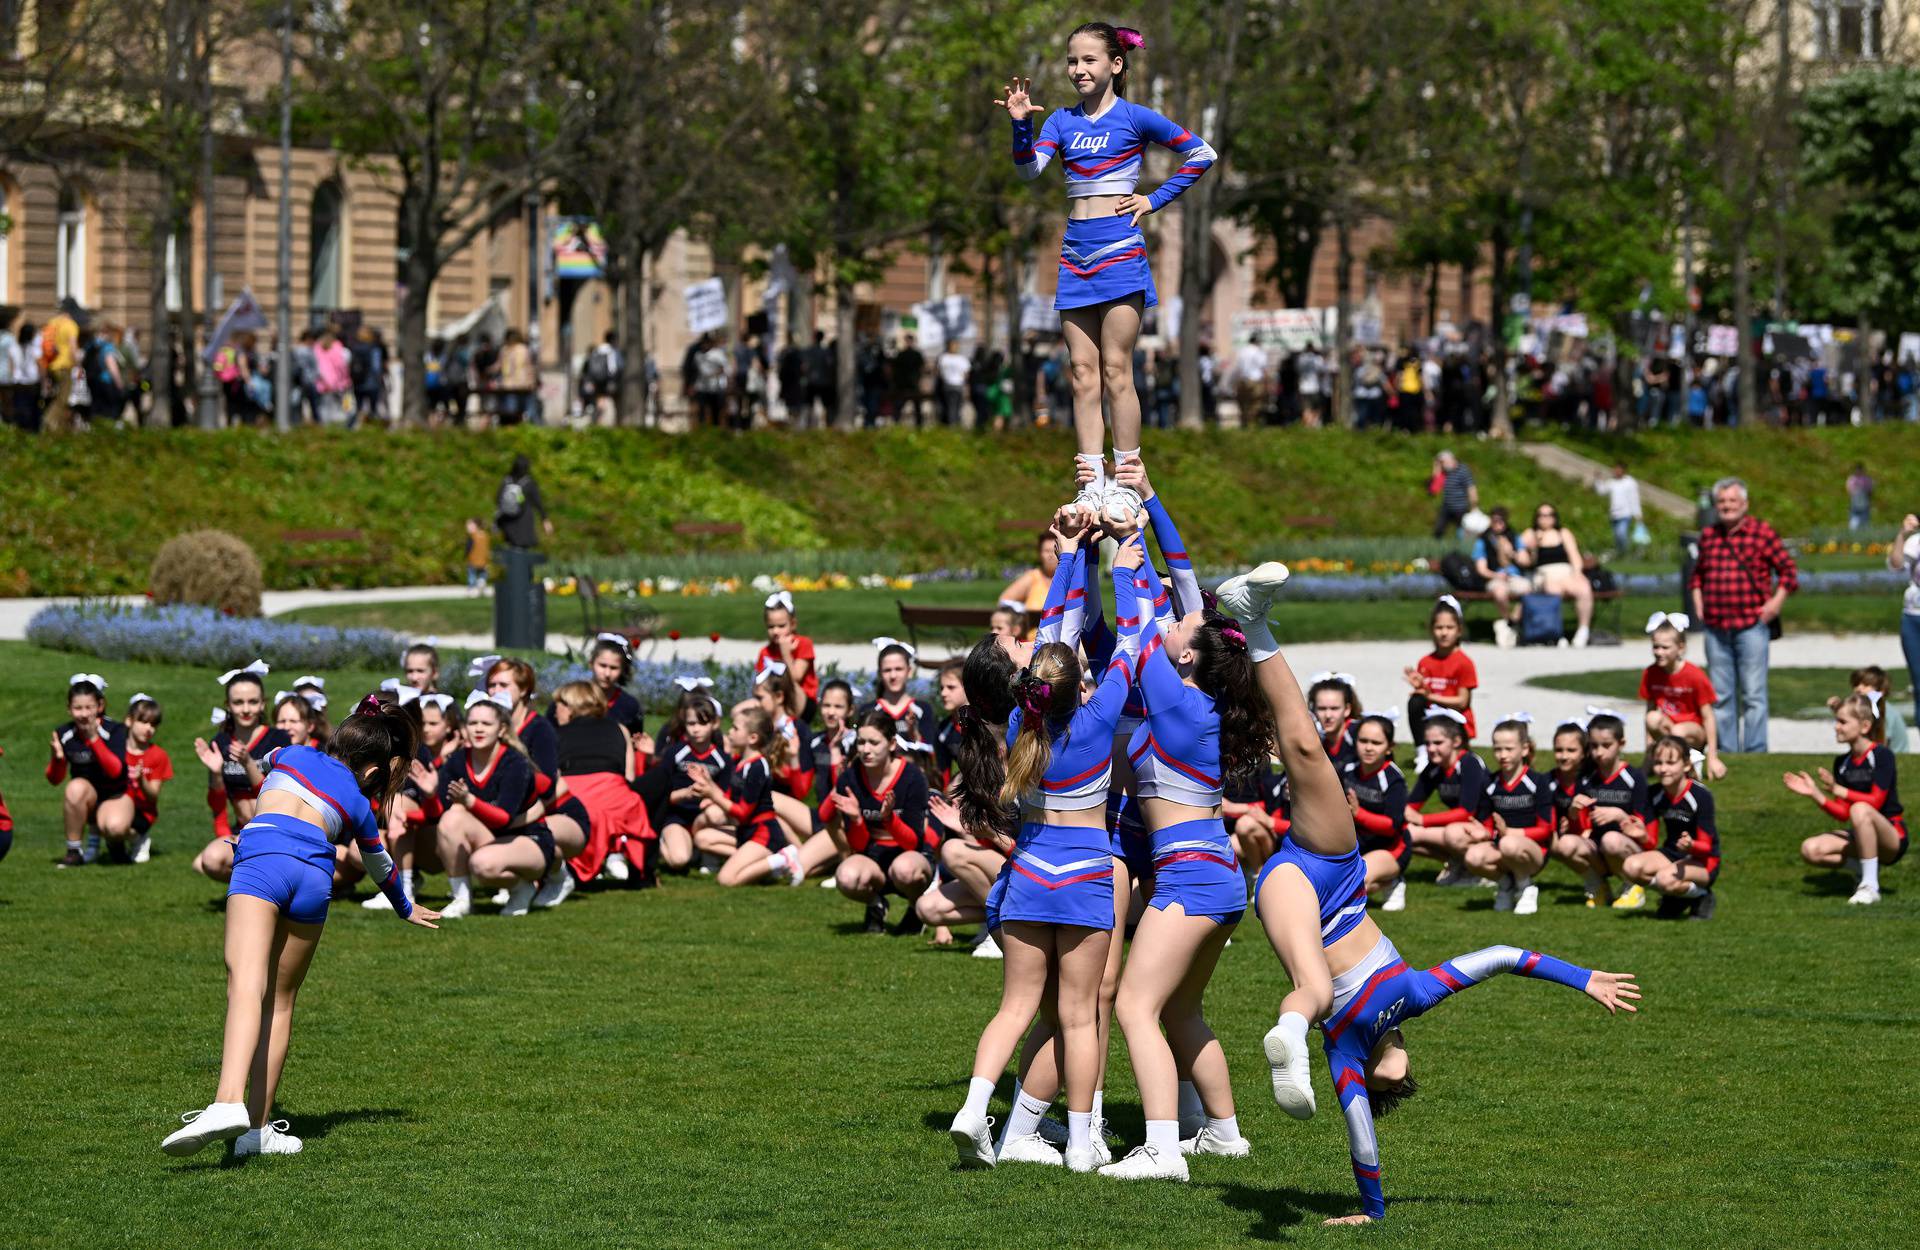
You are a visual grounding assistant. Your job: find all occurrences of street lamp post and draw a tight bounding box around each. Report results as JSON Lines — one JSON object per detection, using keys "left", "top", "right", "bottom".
{"left": 273, "top": 1, "right": 293, "bottom": 433}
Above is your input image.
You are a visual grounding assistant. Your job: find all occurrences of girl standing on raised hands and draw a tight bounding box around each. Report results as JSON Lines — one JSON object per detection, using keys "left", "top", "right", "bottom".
{"left": 160, "top": 699, "right": 436, "bottom": 1159}
{"left": 998, "top": 22, "right": 1215, "bottom": 523}
{"left": 1791, "top": 691, "right": 1905, "bottom": 906}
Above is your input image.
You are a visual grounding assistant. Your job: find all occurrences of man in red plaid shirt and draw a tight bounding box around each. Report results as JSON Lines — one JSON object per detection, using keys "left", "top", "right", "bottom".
{"left": 1689, "top": 477, "right": 1798, "bottom": 752}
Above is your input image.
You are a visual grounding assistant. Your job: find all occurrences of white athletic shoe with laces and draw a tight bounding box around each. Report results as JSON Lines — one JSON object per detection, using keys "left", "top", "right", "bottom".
{"left": 1102, "top": 480, "right": 1144, "bottom": 528}
{"left": 971, "top": 932, "right": 1003, "bottom": 960}
{"left": 161, "top": 1101, "right": 250, "bottom": 1156}
{"left": 532, "top": 867, "right": 576, "bottom": 909}
{"left": 602, "top": 852, "right": 631, "bottom": 882}
{"left": 1179, "top": 1128, "right": 1252, "bottom": 1158}
{"left": 949, "top": 1111, "right": 996, "bottom": 1169}
{"left": 1262, "top": 1023, "right": 1317, "bottom": 1119}
{"left": 1099, "top": 1144, "right": 1189, "bottom": 1181}
{"left": 1071, "top": 475, "right": 1108, "bottom": 521}
{"left": 1514, "top": 883, "right": 1540, "bottom": 915}
{"left": 1848, "top": 883, "right": 1881, "bottom": 906}
{"left": 1064, "top": 1144, "right": 1102, "bottom": 1173}
{"left": 500, "top": 880, "right": 537, "bottom": 916}
{"left": 234, "top": 1119, "right": 304, "bottom": 1156}
{"left": 131, "top": 834, "right": 152, "bottom": 864}
{"left": 1036, "top": 1116, "right": 1069, "bottom": 1147}
{"left": 1381, "top": 880, "right": 1407, "bottom": 912}
{"left": 1212, "top": 562, "right": 1292, "bottom": 624}
{"left": 1090, "top": 1123, "right": 1114, "bottom": 1167}
{"left": 1494, "top": 874, "right": 1516, "bottom": 911}
{"left": 997, "top": 1133, "right": 1064, "bottom": 1166}
{"left": 440, "top": 892, "right": 472, "bottom": 920}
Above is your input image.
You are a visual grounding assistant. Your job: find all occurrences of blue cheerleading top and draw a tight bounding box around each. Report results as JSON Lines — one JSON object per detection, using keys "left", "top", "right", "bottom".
{"left": 1012, "top": 98, "right": 1216, "bottom": 210}
{"left": 246, "top": 745, "right": 412, "bottom": 917}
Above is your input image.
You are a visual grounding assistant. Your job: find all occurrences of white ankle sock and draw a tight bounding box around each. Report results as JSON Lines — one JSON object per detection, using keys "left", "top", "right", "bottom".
{"left": 66, "top": 838, "right": 81, "bottom": 853}
{"left": 1278, "top": 1010, "right": 1310, "bottom": 1051}
{"left": 1091, "top": 1089, "right": 1104, "bottom": 1125}
{"left": 1208, "top": 1113, "right": 1241, "bottom": 1141}
{"left": 1861, "top": 857, "right": 1880, "bottom": 889}
{"left": 1177, "top": 1080, "right": 1203, "bottom": 1125}
{"left": 449, "top": 875, "right": 470, "bottom": 900}
{"left": 1682, "top": 883, "right": 1708, "bottom": 899}
{"left": 1145, "top": 1118, "right": 1179, "bottom": 1153}
{"left": 1075, "top": 452, "right": 1107, "bottom": 490}
{"left": 961, "top": 1075, "right": 995, "bottom": 1121}
{"left": 1067, "top": 1109, "right": 1093, "bottom": 1152}
{"left": 1004, "top": 1090, "right": 1050, "bottom": 1146}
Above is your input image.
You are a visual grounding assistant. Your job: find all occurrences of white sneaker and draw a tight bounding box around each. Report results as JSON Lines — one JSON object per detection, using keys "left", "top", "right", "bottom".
{"left": 1573, "top": 626, "right": 1590, "bottom": 648}
{"left": 501, "top": 879, "right": 537, "bottom": 916}
{"left": 532, "top": 868, "right": 576, "bottom": 909}
{"left": 820, "top": 876, "right": 839, "bottom": 889}
{"left": 1179, "top": 1128, "right": 1253, "bottom": 1158}
{"left": 1099, "top": 1143, "right": 1189, "bottom": 1180}
{"left": 1412, "top": 746, "right": 1429, "bottom": 773}
{"left": 1102, "top": 480, "right": 1144, "bottom": 529}
{"left": 1494, "top": 874, "right": 1516, "bottom": 912}
{"left": 1514, "top": 883, "right": 1540, "bottom": 915}
{"left": 1071, "top": 476, "right": 1107, "bottom": 520}
{"left": 1065, "top": 1144, "right": 1102, "bottom": 1173}
{"left": 1036, "top": 1116, "right": 1069, "bottom": 1147}
{"left": 161, "top": 1101, "right": 250, "bottom": 1156}
{"left": 1090, "top": 1123, "right": 1114, "bottom": 1167}
{"left": 1262, "top": 1024, "right": 1316, "bottom": 1119}
{"left": 131, "top": 834, "right": 152, "bottom": 864}
{"left": 1212, "top": 561, "right": 1292, "bottom": 622}
{"left": 1493, "top": 618, "right": 1516, "bottom": 649}
{"left": 972, "top": 932, "right": 1003, "bottom": 960}
{"left": 997, "top": 1132, "right": 1064, "bottom": 1166}
{"left": 949, "top": 1111, "right": 996, "bottom": 1169}
{"left": 764, "top": 851, "right": 794, "bottom": 883}
{"left": 362, "top": 889, "right": 395, "bottom": 911}
{"left": 440, "top": 892, "right": 472, "bottom": 919}
{"left": 1848, "top": 883, "right": 1881, "bottom": 906}
{"left": 602, "top": 852, "right": 631, "bottom": 883}
{"left": 1381, "top": 880, "right": 1407, "bottom": 912}
{"left": 233, "top": 1119, "right": 303, "bottom": 1156}
{"left": 1433, "top": 861, "right": 1473, "bottom": 888}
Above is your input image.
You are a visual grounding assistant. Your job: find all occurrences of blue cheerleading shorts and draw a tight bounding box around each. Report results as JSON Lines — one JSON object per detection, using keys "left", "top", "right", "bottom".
{"left": 1253, "top": 836, "right": 1369, "bottom": 947}
{"left": 985, "top": 858, "right": 1012, "bottom": 932}
{"left": 1000, "top": 821, "right": 1114, "bottom": 929}
{"left": 1147, "top": 817, "right": 1246, "bottom": 925}
{"left": 228, "top": 812, "right": 335, "bottom": 925}
{"left": 1107, "top": 792, "right": 1154, "bottom": 883}
{"left": 1055, "top": 216, "right": 1157, "bottom": 312}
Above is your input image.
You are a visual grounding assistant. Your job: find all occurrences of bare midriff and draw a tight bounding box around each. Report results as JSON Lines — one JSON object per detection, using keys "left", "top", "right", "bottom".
{"left": 1068, "top": 194, "right": 1127, "bottom": 222}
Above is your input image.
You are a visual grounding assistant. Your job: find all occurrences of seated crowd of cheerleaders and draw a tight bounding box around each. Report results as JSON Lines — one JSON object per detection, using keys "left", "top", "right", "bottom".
{"left": 33, "top": 562, "right": 1906, "bottom": 922}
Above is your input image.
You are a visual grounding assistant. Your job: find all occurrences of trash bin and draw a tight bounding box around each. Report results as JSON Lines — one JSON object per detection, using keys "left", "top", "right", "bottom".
{"left": 1677, "top": 531, "right": 1699, "bottom": 618}
{"left": 495, "top": 547, "right": 548, "bottom": 650}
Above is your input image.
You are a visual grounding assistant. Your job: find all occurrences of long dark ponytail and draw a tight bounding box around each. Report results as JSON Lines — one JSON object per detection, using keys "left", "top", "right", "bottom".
{"left": 954, "top": 635, "right": 1020, "bottom": 842}
{"left": 1191, "top": 610, "right": 1272, "bottom": 783}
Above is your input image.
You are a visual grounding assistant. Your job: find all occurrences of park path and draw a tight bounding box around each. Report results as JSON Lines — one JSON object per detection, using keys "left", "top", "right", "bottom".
{"left": 1509, "top": 440, "right": 1695, "bottom": 520}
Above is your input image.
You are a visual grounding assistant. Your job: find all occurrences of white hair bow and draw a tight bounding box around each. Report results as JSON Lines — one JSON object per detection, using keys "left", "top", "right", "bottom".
{"left": 1645, "top": 611, "right": 1691, "bottom": 635}
{"left": 896, "top": 736, "right": 934, "bottom": 754}
{"left": 272, "top": 689, "right": 300, "bottom": 707}
{"left": 1585, "top": 705, "right": 1621, "bottom": 722}
{"left": 673, "top": 675, "right": 715, "bottom": 692}
{"left": 217, "top": 659, "right": 269, "bottom": 686}
{"left": 1689, "top": 748, "right": 1706, "bottom": 771}
{"left": 303, "top": 690, "right": 328, "bottom": 711}
{"left": 997, "top": 597, "right": 1026, "bottom": 614}
{"left": 757, "top": 660, "right": 788, "bottom": 681}
{"left": 395, "top": 686, "right": 423, "bottom": 707}
{"left": 1426, "top": 707, "right": 1468, "bottom": 726}
{"left": 1378, "top": 708, "right": 1402, "bottom": 723}
{"left": 419, "top": 693, "right": 455, "bottom": 714}
{"left": 765, "top": 591, "right": 795, "bottom": 614}
{"left": 379, "top": 678, "right": 402, "bottom": 693}
{"left": 1504, "top": 711, "right": 1535, "bottom": 725}
{"left": 1864, "top": 689, "right": 1885, "bottom": 714}
{"left": 68, "top": 672, "right": 108, "bottom": 691}
{"left": 1308, "top": 670, "right": 1358, "bottom": 688}
{"left": 128, "top": 691, "right": 157, "bottom": 707}
{"left": 292, "top": 675, "right": 326, "bottom": 691}
{"left": 594, "top": 632, "right": 631, "bottom": 653}
{"left": 872, "top": 636, "right": 917, "bottom": 661}
{"left": 210, "top": 708, "right": 228, "bottom": 726}
{"left": 1437, "top": 594, "right": 1462, "bottom": 613}
{"left": 465, "top": 688, "right": 513, "bottom": 712}
{"left": 467, "top": 655, "right": 502, "bottom": 681}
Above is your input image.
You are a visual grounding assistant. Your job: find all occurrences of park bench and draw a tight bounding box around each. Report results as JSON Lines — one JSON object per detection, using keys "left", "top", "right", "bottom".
{"left": 897, "top": 601, "right": 997, "bottom": 667}
{"left": 1451, "top": 585, "right": 1626, "bottom": 643}
{"left": 672, "top": 521, "right": 743, "bottom": 549}
{"left": 281, "top": 528, "right": 380, "bottom": 584}
{"left": 572, "top": 571, "right": 654, "bottom": 653}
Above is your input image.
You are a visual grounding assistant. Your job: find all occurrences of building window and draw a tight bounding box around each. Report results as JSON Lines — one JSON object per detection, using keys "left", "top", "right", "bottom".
{"left": 1813, "top": 1, "right": 1881, "bottom": 61}
{"left": 55, "top": 184, "right": 85, "bottom": 303}
{"left": 310, "top": 180, "right": 342, "bottom": 316}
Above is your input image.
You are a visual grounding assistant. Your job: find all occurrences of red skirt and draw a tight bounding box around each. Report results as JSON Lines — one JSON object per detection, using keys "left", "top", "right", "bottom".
{"left": 563, "top": 771, "right": 654, "bottom": 881}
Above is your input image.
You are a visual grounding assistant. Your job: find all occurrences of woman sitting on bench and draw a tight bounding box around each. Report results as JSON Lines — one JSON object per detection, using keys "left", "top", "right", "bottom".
{"left": 1516, "top": 502, "right": 1594, "bottom": 649}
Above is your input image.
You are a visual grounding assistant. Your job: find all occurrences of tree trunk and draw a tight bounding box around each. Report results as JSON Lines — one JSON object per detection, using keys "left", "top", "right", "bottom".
{"left": 398, "top": 251, "right": 434, "bottom": 427}
{"left": 1489, "top": 223, "right": 1513, "bottom": 439}
{"left": 1178, "top": 183, "right": 1215, "bottom": 430}
{"left": 1004, "top": 239, "right": 1023, "bottom": 425}
{"left": 1426, "top": 262, "right": 1440, "bottom": 340}
{"left": 1732, "top": 224, "right": 1756, "bottom": 426}
{"left": 1333, "top": 213, "right": 1354, "bottom": 428}
{"left": 145, "top": 197, "right": 175, "bottom": 429}
{"left": 834, "top": 278, "right": 856, "bottom": 427}
{"left": 1857, "top": 311, "right": 1873, "bottom": 423}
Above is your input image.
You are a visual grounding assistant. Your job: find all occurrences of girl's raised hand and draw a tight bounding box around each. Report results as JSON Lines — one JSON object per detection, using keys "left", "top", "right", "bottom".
{"left": 1584, "top": 969, "right": 1641, "bottom": 1015}
{"left": 408, "top": 759, "right": 436, "bottom": 789}
{"left": 994, "top": 77, "right": 1039, "bottom": 121}
{"left": 1112, "top": 536, "right": 1145, "bottom": 571}
{"left": 50, "top": 729, "right": 63, "bottom": 756}
{"left": 1816, "top": 766, "right": 1837, "bottom": 791}
{"left": 193, "top": 737, "right": 223, "bottom": 772}
{"left": 832, "top": 791, "right": 861, "bottom": 817}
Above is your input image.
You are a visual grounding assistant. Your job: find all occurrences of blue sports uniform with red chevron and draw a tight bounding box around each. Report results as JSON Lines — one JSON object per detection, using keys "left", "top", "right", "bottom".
{"left": 1321, "top": 940, "right": 1597, "bottom": 1220}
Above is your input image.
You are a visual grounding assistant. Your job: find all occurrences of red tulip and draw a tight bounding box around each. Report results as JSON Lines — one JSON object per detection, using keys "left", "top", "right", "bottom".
{"left": 669, "top": 629, "right": 682, "bottom": 641}
{"left": 708, "top": 632, "right": 721, "bottom": 643}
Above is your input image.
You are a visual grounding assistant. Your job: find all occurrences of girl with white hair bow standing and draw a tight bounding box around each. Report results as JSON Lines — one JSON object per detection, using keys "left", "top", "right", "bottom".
{"left": 759, "top": 590, "right": 820, "bottom": 722}
{"left": 1639, "top": 611, "right": 1726, "bottom": 780}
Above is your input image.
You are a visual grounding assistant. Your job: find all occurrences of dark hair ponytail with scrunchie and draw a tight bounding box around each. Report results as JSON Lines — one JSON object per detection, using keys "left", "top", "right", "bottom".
{"left": 329, "top": 696, "right": 421, "bottom": 809}
{"left": 1190, "top": 610, "right": 1273, "bottom": 782}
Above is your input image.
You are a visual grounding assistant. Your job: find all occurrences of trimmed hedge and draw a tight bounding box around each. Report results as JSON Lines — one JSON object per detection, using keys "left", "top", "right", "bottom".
{"left": 0, "top": 425, "right": 1636, "bottom": 596}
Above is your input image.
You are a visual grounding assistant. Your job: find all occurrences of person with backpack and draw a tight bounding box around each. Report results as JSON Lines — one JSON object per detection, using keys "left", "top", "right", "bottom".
{"left": 84, "top": 322, "right": 127, "bottom": 424}
{"left": 495, "top": 454, "right": 553, "bottom": 551}
{"left": 581, "top": 331, "right": 621, "bottom": 424}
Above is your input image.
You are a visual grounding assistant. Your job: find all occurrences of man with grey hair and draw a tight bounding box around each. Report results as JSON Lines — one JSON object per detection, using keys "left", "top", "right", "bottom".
{"left": 1432, "top": 450, "right": 1479, "bottom": 539}
{"left": 1688, "top": 477, "right": 1798, "bottom": 752}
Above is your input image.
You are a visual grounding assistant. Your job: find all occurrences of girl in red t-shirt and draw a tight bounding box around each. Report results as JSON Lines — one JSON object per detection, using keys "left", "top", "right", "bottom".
{"left": 759, "top": 592, "right": 819, "bottom": 721}
{"left": 1404, "top": 596, "right": 1477, "bottom": 741}
{"left": 1638, "top": 612, "right": 1725, "bottom": 779}
{"left": 123, "top": 694, "right": 173, "bottom": 866}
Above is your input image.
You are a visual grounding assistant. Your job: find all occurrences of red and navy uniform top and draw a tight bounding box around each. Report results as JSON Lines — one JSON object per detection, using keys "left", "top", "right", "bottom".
{"left": 399, "top": 743, "right": 457, "bottom": 825}
{"left": 1485, "top": 768, "right": 1555, "bottom": 848}
{"left": 1649, "top": 780, "right": 1720, "bottom": 876}
{"left": 828, "top": 758, "right": 931, "bottom": 855}
{"left": 933, "top": 712, "right": 966, "bottom": 793}
{"left": 47, "top": 717, "right": 130, "bottom": 800}
{"left": 859, "top": 694, "right": 936, "bottom": 745}
{"left": 1821, "top": 745, "right": 1903, "bottom": 826}
{"left": 1549, "top": 771, "right": 1586, "bottom": 835}
{"left": 211, "top": 724, "right": 292, "bottom": 798}
{"left": 1323, "top": 719, "right": 1359, "bottom": 770}
{"left": 125, "top": 742, "right": 174, "bottom": 821}
{"left": 809, "top": 727, "right": 853, "bottom": 805}
{"left": 433, "top": 744, "right": 535, "bottom": 833}
{"left": 513, "top": 708, "right": 561, "bottom": 806}
{"left": 770, "top": 717, "right": 816, "bottom": 799}
{"left": 1580, "top": 763, "right": 1652, "bottom": 840}
{"left": 1342, "top": 758, "right": 1408, "bottom": 856}
{"left": 721, "top": 755, "right": 779, "bottom": 838}
{"left": 1408, "top": 751, "right": 1492, "bottom": 827}
{"left": 1224, "top": 763, "right": 1276, "bottom": 823}
{"left": 649, "top": 741, "right": 735, "bottom": 820}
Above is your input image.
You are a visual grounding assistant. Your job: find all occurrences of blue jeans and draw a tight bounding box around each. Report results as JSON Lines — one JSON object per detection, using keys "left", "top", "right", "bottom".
{"left": 1902, "top": 611, "right": 1920, "bottom": 727}
{"left": 1849, "top": 505, "right": 1870, "bottom": 531}
{"left": 1611, "top": 516, "right": 1632, "bottom": 555}
{"left": 1704, "top": 622, "right": 1771, "bottom": 752}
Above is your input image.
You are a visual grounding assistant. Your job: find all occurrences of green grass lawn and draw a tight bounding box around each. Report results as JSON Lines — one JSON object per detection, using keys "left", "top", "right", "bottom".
{"left": 1529, "top": 666, "right": 1913, "bottom": 720}
{"left": 1, "top": 643, "right": 1914, "bottom": 1246}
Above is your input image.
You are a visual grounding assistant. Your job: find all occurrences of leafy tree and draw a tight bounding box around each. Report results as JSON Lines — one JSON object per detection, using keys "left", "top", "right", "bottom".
{"left": 1801, "top": 67, "right": 1920, "bottom": 337}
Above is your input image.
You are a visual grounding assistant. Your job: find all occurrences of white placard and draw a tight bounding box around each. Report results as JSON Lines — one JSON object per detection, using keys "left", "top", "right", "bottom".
{"left": 1705, "top": 324, "right": 1740, "bottom": 357}
{"left": 684, "top": 277, "right": 728, "bottom": 335}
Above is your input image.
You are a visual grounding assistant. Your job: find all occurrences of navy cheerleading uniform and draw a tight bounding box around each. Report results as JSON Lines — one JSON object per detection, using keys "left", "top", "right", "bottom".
{"left": 229, "top": 746, "right": 411, "bottom": 924}
{"left": 1013, "top": 98, "right": 1216, "bottom": 310}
